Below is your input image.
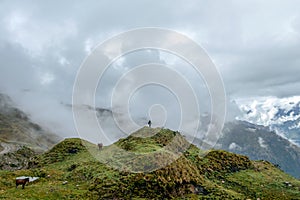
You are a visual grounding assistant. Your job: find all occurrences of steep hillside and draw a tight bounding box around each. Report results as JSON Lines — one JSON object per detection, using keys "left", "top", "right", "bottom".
{"left": 0, "top": 93, "right": 61, "bottom": 170}
{"left": 0, "top": 93, "right": 61, "bottom": 152}
{"left": 0, "top": 127, "right": 300, "bottom": 199}
{"left": 219, "top": 121, "right": 300, "bottom": 178}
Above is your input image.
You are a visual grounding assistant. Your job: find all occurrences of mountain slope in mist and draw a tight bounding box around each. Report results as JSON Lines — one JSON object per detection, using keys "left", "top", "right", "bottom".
{"left": 219, "top": 120, "right": 300, "bottom": 178}
{"left": 0, "top": 93, "right": 61, "bottom": 152}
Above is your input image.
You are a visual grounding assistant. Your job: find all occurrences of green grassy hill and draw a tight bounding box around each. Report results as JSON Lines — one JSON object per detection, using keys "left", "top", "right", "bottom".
{"left": 0, "top": 127, "right": 300, "bottom": 199}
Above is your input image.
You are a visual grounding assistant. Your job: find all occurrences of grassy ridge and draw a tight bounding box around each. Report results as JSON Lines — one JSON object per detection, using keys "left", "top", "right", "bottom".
{"left": 0, "top": 128, "right": 300, "bottom": 199}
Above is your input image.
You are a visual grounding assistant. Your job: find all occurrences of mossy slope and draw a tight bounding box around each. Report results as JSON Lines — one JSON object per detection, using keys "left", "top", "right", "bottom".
{"left": 0, "top": 127, "right": 300, "bottom": 199}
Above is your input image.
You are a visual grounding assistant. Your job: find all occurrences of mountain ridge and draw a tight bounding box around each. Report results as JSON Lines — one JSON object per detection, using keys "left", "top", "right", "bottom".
{"left": 0, "top": 93, "right": 61, "bottom": 151}
{"left": 0, "top": 93, "right": 62, "bottom": 170}
{"left": 1, "top": 127, "right": 299, "bottom": 199}
{"left": 218, "top": 120, "right": 300, "bottom": 178}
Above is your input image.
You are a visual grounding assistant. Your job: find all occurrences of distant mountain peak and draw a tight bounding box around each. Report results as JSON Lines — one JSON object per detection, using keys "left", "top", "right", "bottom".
{"left": 235, "top": 96, "right": 300, "bottom": 146}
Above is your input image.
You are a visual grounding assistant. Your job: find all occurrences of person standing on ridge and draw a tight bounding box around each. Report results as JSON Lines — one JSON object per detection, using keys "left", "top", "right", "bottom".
{"left": 148, "top": 120, "right": 152, "bottom": 128}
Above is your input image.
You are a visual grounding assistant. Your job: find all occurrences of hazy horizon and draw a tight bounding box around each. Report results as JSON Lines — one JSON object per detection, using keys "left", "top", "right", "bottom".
{"left": 1, "top": 1, "right": 300, "bottom": 142}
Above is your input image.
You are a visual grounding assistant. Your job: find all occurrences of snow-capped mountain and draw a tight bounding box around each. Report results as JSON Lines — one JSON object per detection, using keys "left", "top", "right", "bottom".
{"left": 235, "top": 96, "right": 300, "bottom": 146}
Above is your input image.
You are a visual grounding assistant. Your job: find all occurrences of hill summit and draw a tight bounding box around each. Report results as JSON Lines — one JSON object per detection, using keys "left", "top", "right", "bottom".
{"left": 1, "top": 127, "right": 300, "bottom": 199}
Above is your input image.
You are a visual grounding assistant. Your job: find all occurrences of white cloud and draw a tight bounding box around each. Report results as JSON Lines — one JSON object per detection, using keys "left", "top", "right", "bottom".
{"left": 236, "top": 96, "right": 300, "bottom": 126}
{"left": 258, "top": 137, "right": 267, "bottom": 148}
{"left": 40, "top": 72, "right": 55, "bottom": 85}
{"left": 84, "top": 38, "right": 94, "bottom": 55}
{"left": 3, "top": 10, "right": 77, "bottom": 56}
{"left": 58, "top": 56, "right": 70, "bottom": 66}
{"left": 229, "top": 142, "right": 242, "bottom": 151}
{"left": 0, "top": 0, "right": 300, "bottom": 139}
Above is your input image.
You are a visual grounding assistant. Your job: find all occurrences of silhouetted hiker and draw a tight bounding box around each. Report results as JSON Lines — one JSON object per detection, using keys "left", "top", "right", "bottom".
{"left": 148, "top": 120, "right": 152, "bottom": 128}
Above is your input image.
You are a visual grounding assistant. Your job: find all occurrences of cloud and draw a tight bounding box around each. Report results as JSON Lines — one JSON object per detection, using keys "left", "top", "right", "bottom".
{"left": 0, "top": 0, "right": 300, "bottom": 140}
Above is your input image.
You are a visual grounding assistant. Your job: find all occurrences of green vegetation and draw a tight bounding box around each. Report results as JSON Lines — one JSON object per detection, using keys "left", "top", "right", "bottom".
{"left": 0, "top": 127, "right": 300, "bottom": 199}
{"left": 0, "top": 145, "right": 36, "bottom": 170}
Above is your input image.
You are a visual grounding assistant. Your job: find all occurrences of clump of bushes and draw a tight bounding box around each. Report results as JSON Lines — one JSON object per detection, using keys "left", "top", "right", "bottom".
{"left": 29, "top": 138, "right": 87, "bottom": 166}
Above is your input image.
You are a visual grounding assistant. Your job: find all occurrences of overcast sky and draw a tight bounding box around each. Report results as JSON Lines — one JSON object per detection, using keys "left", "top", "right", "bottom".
{"left": 0, "top": 0, "right": 300, "bottom": 139}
